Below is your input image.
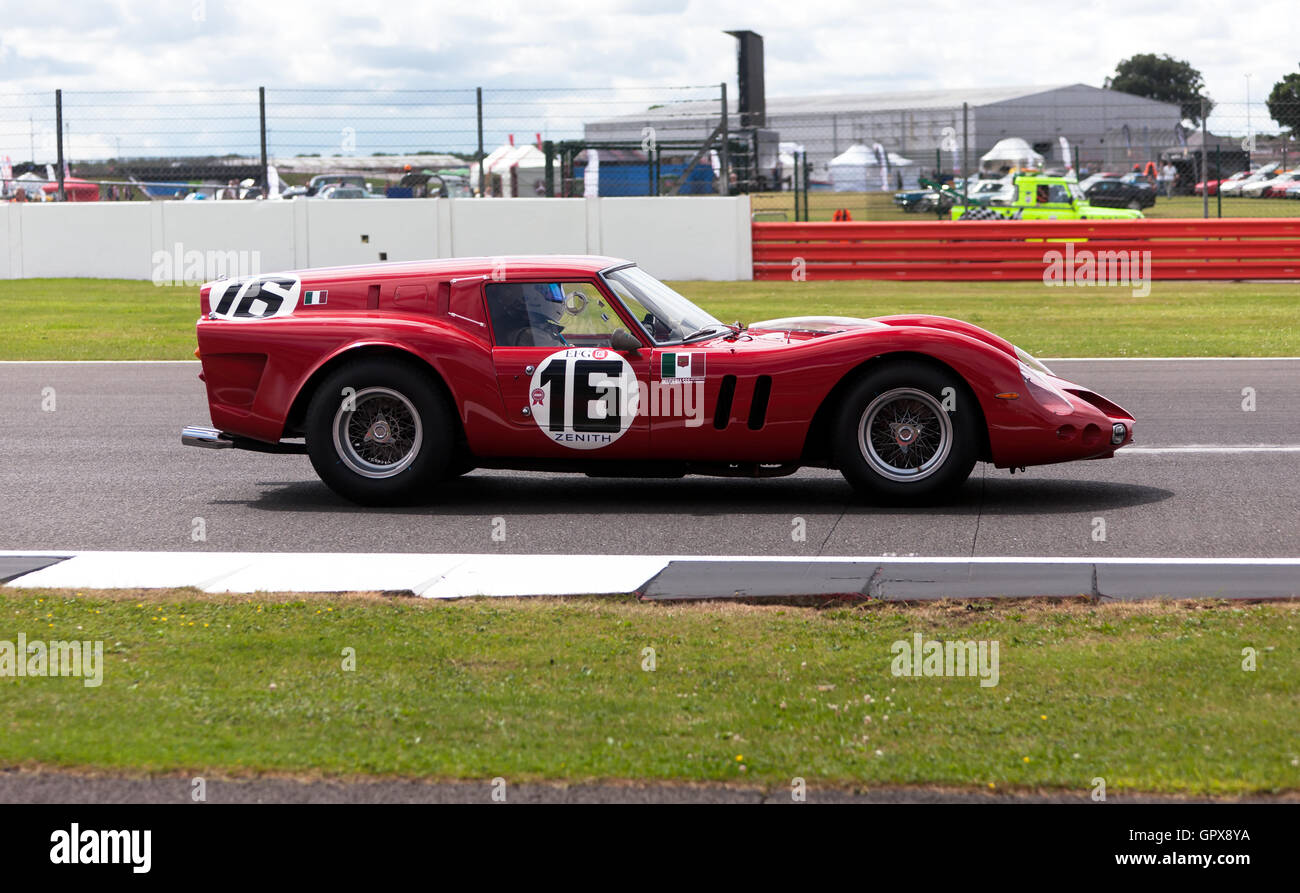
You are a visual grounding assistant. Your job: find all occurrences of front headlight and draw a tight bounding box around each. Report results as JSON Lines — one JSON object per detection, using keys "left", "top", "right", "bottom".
{"left": 1014, "top": 346, "right": 1054, "bottom": 377}
{"left": 1018, "top": 359, "right": 1073, "bottom": 415}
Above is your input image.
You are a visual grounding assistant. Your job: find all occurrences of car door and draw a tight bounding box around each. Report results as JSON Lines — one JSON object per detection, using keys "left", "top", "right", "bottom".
{"left": 483, "top": 278, "right": 651, "bottom": 459}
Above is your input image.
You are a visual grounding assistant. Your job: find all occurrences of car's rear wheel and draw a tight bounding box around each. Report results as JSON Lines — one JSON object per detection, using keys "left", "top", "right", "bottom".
{"left": 833, "top": 361, "right": 979, "bottom": 503}
{"left": 1127, "top": 199, "right": 1142, "bottom": 210}
{"left": 305, "top": 358, "right": 454, "bottom": 505}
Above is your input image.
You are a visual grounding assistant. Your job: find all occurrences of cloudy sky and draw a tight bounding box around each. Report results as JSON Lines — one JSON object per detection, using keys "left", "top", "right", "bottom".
{"left": 0, "top": 0, "right": 1292, "bottom": 158}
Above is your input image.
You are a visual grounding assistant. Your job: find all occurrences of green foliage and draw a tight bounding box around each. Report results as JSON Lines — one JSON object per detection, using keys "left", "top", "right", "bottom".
{"left": 1267, "top": 70, "right": 1300, "bottom": 134}
{"left": 1105, "top": 53, "right": 1213, "bottom": 123}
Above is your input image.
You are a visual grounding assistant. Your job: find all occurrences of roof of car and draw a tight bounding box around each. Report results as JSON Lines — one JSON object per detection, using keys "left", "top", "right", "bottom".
{"left": 285, "top": 255, "right": 633, "bottom": 283}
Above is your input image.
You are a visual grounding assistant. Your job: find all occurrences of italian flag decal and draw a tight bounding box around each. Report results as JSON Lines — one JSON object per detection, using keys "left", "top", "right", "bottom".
{"left": 303, "top": 290, "right": 328, "bottom": 306}
{"left": 660, "top": 352, "right": 705, "bottom": 380}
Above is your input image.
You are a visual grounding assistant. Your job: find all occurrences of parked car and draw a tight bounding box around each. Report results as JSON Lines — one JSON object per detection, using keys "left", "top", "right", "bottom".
{"left": 1195, "top": 170, "right": 1251, "bottom": 196}
{"left": 1259, "top": 171, "right": 1300, "bottom": 197}
{"left": 1220, "top": 163, "right": 1280, "bottom": 196}
{"left": 181, "top": 257, "right": 1135, "bottom": 506}
{"left": 1085, "top": 177, "right": 1156, "bottom": 210}
{"left": 951, "top": 174, "right": 1143, "bottom": 219}
{"left": 1241, "top": 171, "right": 1289, "bottom": 198}
{"left": 1078, "top": 172, "right": 1122, "bottom": 193}
{"left": 306, "top": 174, "right": 369, "bottom": 196}
{"left": 317, "top": 184, "right": 384, "bottom": 199}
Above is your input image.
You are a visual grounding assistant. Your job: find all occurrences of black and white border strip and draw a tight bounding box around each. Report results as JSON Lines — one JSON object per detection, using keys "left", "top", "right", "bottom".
{"left": 2, "top": 552, "right": 1298, "bottom": 601}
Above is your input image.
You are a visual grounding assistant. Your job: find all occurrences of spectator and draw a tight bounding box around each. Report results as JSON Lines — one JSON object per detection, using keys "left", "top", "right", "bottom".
{"left": 1161, "top": 162, "right": 1177, "bottom": 197}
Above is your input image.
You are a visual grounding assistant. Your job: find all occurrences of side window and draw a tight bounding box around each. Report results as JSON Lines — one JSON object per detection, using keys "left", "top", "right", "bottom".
{"left": 485, "top": 281, "right": 631, "bottom": 348}
{"left": 1046, "top": 184, "right": 1071, "bottom": 204}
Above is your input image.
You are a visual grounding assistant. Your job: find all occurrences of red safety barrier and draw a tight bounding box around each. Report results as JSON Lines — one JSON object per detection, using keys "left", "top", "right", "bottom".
{"left": 753, "top": 218, "right": 1300, "bottom": 280}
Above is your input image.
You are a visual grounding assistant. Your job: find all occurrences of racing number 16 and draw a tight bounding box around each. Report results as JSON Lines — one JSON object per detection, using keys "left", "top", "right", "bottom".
{"left": 538, "top": 358, "right": 624, "bottom": 433}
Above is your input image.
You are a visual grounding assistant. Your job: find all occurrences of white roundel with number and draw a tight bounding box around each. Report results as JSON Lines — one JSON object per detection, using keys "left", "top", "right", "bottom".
{"left": 529, "top": 347, "right": 640, "bottom": 450}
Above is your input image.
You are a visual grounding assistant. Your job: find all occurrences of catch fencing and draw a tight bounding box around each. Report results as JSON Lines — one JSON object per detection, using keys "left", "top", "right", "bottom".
{"left": 0, "top": 86, "right": 729, "bottom": 201}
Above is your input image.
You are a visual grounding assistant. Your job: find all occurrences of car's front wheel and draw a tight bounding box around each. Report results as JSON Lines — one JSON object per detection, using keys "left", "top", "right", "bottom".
{"left": 305, "top": 357, "right": 454, "bottom": 505}
{"left": 833, "top": 361, "right": 979, "bottom": 503}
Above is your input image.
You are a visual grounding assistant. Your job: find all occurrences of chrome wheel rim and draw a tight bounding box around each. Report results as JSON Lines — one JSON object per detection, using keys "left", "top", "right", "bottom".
{"left": 858, "top": 388, "right": 952, "bottom": 482}
{"left": 332, "top": 387, "right": 423, "bottom": 479}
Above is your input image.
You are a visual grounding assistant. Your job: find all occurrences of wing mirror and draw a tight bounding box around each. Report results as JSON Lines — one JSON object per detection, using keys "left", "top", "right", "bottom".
{"left": 610, "top": 328, "right": 642, "bottom": 353}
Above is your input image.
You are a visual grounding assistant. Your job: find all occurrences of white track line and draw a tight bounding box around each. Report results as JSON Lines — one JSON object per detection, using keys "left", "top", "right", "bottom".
{"left": 1121, "top": 446, "right": 1300, "bottom": 454}
{"left": 5, "top": 552, "right": 1298, "bottom": 599}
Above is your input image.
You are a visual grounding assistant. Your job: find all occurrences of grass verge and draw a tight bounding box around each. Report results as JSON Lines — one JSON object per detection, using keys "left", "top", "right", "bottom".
{"left": 2, "top": 590, "right": 1297, "bottom": 795}
{"left": 2, "top": 278, "right": 1297, "bottom": 360}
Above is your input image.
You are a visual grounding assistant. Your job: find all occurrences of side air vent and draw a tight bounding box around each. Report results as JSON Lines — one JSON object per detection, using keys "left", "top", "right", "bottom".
{"left": 713, "top": 375, "right": 737, "bottom": 429}
{"left": 747, "top": 375, "right": 772, "bottom": 430}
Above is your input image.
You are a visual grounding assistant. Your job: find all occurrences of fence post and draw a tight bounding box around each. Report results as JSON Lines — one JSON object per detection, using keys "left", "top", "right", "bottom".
{"left": 1215, "top": 144, "right": 1221, "bottom": 218}
{"left": 55, "top": 89, "right": 65, "bottom": 201}
{"left": 258, "top": 87, "right": 268, "bottom": 193}
{"left": 795, "top": 150, "right": 806, "bottom": 219}
{"left": 1200, "top": 100, "right": 1208, "bottom": 219}
{"left": 719, "top": 83, "right": 729, "bottom": 196}
{"left": 961, "top": 101, "right": 969, "bottom": 209}
{"left": 476, "top": 87, "right": 484, "bottom": 197}
{"left": 543, "top": 140, "right": 554, "bottom": 197}
{"left": 792, "top": 150, "right": 802, "bottom": 221}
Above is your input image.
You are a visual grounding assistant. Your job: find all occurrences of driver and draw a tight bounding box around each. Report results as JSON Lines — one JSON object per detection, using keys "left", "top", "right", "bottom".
{"left": 496, "top": 283, "right": 569, "bottom": 347}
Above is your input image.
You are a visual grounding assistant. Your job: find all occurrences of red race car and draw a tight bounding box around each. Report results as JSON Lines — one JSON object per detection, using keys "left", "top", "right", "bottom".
{"left": 182, "top": 256, "right": 1134, "bottom": 505}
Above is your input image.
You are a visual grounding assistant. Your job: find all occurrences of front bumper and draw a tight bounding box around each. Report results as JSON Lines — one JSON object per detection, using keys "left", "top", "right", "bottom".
{"left": 988, "top": 377, "right": 1135, "bottom": 469}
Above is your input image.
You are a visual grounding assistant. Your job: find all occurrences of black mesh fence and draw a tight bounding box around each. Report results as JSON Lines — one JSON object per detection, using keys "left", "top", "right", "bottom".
{"left": 1, "top": 86, "right": 1297, "bottom": 217}
{"left": 0, "top": 85, "right": 727, "bottom": 201}
{"left": 744, "top": 95, "right": 1300, "bottom": 221}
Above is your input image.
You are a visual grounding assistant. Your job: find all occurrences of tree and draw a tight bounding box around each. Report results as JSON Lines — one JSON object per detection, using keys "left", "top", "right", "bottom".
{"left": 1267, "top": 70, "right": 1300, "bottom": 135}
{"left": 1104, "top": 54, "right": 1214, "bottom": 123}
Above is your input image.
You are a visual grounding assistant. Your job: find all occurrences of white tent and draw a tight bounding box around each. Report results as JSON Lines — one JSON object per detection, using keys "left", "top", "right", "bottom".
{"left": 14, "top": 171, "right": 46, "bottom": 200}
{"left": 828, "top": 144, "right": 919, "bottom": 192}
{"left": 471, "top": 143, "right": 547, "bottom": 197}
{"left": 777, "top": 141, "right": 804, "bottom": 189}
{"left": 980, "top": 137, "right": 1044, "bottom": 173}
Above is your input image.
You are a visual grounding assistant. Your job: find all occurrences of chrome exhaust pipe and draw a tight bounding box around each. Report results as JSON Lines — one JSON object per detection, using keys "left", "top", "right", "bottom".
{"left": 182, "top": 425, "right": 234, "bottom": 449}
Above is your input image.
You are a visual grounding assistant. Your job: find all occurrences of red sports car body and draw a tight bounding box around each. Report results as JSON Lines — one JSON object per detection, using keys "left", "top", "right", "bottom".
{"left": 183, "top": 256, "right": 1134, "bottom": 504}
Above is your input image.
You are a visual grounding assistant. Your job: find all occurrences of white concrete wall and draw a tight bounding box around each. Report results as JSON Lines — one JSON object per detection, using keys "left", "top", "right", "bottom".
{"left": 0, "top": 196, "right": 752, "bottom": 281}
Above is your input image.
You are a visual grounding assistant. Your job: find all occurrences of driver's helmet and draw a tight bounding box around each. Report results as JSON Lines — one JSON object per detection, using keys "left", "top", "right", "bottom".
{"left": 522, "top": 283, "right": 566, "bottom": 324}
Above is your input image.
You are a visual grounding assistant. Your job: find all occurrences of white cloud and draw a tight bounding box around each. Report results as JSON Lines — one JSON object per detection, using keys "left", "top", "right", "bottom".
{"left": 0, "top": 0, "right": 1294, "bottom": 159}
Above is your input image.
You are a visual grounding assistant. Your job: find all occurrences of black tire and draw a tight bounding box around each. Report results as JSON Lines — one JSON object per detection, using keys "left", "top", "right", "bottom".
{"left": 304, "top": 357, "right": 455, "bottom": 505}
{"left": 833, "top": 360, "right": 979, "bottom": 504}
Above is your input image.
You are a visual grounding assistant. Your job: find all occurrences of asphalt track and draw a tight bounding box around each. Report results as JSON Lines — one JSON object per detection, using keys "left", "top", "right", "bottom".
{"left": 1, "top": 359, "right": 1298, "bottom": 559}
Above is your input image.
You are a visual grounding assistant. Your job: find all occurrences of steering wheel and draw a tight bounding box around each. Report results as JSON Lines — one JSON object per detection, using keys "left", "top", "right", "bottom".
{"left": 642, "top": 312, "right": 672, "bottom": 341}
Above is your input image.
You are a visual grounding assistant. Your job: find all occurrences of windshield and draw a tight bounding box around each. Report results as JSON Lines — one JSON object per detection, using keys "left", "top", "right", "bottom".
{"left": 602, "top": 266, "right": 723, "bottom": 343}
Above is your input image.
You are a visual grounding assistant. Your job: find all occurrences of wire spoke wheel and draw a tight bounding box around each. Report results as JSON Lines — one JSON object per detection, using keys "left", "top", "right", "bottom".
{"left": 332, "top": 387, "right": 423, "bottom": 479}
{"left": 857, "top": 387, "right": 952, "bottom": 483}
